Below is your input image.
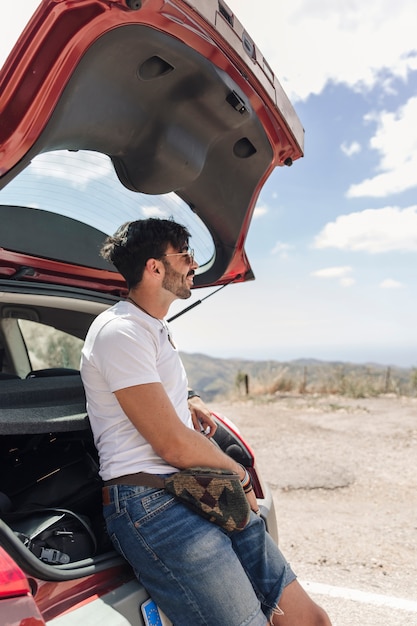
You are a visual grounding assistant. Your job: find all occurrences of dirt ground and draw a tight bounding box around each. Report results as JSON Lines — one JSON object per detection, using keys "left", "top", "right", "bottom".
{"left": 212, "top": 394, "right": 417, "bottom": 622}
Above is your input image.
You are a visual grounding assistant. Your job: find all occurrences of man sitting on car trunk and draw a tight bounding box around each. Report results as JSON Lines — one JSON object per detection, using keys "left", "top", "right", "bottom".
{"left": 80, "top": 217, "right": 332, "bottom": 626}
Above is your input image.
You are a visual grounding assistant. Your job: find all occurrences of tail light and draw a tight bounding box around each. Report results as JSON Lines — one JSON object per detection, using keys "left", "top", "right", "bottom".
{"left": 212, "top": 412, "right": 265, "bottom": 499}
{"left": 0, "top": 547, "right": 31, "bottom": 598}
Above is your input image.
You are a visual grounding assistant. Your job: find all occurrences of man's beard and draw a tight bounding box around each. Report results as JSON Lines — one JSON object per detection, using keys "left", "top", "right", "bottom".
{"left": 162, "top": 260, "right": 192, "bottom": 300}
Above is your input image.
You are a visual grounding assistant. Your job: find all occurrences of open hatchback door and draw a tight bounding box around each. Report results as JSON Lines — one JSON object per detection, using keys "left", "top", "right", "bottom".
{"left": 0, "top": 0, "right": 303, "bottom": 293}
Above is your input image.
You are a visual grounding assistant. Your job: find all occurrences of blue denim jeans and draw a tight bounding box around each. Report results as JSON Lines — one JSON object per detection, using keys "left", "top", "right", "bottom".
{"left": 103, "top": 482, "right": 296, "bottom": 626}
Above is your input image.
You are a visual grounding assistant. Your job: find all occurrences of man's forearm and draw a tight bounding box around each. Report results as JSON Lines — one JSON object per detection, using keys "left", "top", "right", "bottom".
{"left": 115, "top": 382, "right": 245, "bottom": 479}
{"left": 157, "top": 424, "right": 245, "bottom": 479}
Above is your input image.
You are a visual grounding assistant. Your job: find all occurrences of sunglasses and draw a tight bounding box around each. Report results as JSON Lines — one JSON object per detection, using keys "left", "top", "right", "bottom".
{"left": 162, "top": 248, "right": 195, "bottom": 264}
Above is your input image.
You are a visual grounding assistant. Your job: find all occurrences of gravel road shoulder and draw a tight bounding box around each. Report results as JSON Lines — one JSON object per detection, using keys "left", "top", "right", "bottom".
{"left": 213, "top": 394, "right": 417, "bottom": 604}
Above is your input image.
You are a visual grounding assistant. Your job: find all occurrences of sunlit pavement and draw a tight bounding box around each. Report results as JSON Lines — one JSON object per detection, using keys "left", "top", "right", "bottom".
{"left": 301, "top": 580, "right": 417, "bottom": 626}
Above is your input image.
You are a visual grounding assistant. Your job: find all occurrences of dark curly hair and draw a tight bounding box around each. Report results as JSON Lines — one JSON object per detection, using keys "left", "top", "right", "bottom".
{"left": 101, "top": 218, "right": 190, "bottom": 289}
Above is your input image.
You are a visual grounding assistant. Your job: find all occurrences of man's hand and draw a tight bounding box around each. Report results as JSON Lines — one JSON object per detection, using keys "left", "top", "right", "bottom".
{"left": 188, "top": 395, "right": 217, "bottom": 438}
{"left": 245, "top": 485, "right": 260, "bottom": 514}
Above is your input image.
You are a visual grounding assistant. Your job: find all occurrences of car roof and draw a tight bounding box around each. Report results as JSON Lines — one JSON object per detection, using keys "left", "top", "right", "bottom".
{"left": 0, "top": 0, "right": 303, "bottom": 294}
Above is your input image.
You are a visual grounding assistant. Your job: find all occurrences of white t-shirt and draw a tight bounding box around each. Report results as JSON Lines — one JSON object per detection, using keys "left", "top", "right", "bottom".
{"left": 80, "top": 300, "right": 193, "bottom": 480}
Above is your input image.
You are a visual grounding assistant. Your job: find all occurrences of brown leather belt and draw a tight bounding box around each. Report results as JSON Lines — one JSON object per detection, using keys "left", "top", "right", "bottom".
{"left": 102, "top": 472, "right": 167, "bottom": 506}
{"left": 103, "top": 472, "right": 165, "bottom": 488}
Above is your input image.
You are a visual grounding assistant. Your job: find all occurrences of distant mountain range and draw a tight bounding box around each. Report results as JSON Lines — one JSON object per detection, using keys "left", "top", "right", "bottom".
{"left": 180, "top": 352, "right": 415, "bottom": 402}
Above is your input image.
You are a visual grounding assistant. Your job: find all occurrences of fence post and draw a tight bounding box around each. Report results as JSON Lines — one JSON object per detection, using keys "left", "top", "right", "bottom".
{"left": 244, "top": 373, "right": 249, "bottom": 395}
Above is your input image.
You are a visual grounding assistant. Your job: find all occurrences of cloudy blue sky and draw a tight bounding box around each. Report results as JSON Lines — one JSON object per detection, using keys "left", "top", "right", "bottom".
{"left": 2, "top": 1, "right": 417, "bottom": 368}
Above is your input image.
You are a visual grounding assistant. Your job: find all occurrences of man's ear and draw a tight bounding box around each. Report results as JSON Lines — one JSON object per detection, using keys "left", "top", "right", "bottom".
{"left": 145, "top": 257, "right": 162, "bottom": 277}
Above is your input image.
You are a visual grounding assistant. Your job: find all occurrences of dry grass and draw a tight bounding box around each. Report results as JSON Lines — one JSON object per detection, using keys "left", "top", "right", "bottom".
{"left": 235, "top": 364, "right": 417, "bottom": 400}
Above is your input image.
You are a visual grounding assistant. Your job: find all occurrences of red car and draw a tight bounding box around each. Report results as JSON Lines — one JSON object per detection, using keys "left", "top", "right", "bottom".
{"left": 0, "top": 1, "right": 304, "bottom": 624}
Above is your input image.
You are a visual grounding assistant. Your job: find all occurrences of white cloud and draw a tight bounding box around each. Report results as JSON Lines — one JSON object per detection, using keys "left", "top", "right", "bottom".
{"left": 341, "top": 141, "right": 361, "bottom": 157}
{"left": 0, "top": 3, "right": 40, "bottom": 68}
{"left": 31, "top": 151, "right": 113, "bottom": 188}
{"left": 380, "top": 279, "right": 404, "bottom": 289}
{"left": 311, "top": 266, "right": 352, "bottom": 278}
{"left": 347, "top": 162, "right": 417, "bottom": 198}
{"left": 227, "top": 0, "right": 417, "bottom": 102}
{"left": 348, "top": 96, "right": 417, "bottom": 197}
{"left": 141, "top": 205, "right": 167, "bottom": 218}
{"left": 340, "top": 277, "right": 356, "bottom": 288}
{"left": 311, "top": 266, "right": 355, "bottom": 287}
{"left": 314, "top": 206, "right": 417, "bottom": 253}
{"left": 271, "top": 241, "right": 293, "bottom": 258}
{"left": 253, "top": 204, "right": 268, "bottom": 218}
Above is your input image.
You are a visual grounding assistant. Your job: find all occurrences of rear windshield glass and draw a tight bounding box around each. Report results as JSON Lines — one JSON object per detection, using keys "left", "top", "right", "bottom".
{"left": 0, "top": 150, "right": 215, "bottom": 270}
